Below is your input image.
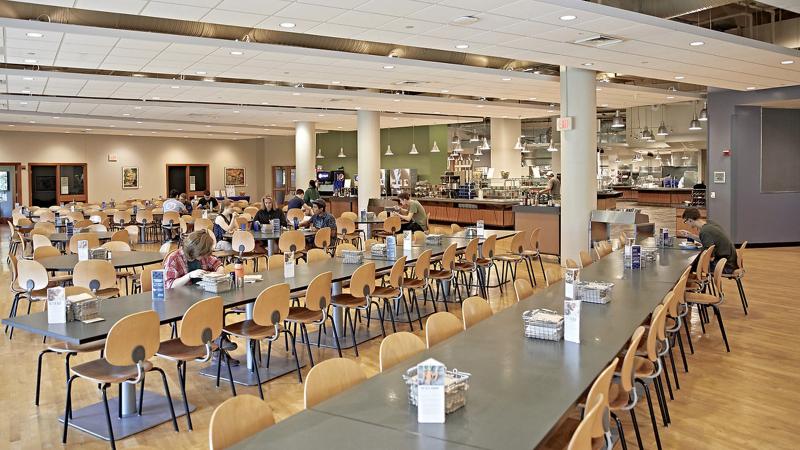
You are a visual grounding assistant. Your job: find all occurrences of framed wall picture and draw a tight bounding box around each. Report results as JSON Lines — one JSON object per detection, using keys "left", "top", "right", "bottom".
{"left": 122, "top": 166, "right": 139, "bottom": 189}
{"left": 225, "top": 167, "right": 246, "bottom": 186}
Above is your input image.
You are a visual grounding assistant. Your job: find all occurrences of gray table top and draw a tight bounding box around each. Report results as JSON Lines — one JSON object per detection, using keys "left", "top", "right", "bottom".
{"left": 245, "top": 250, "right": 695, "bottom": 450}
{"left": 37, "top": 251, "right": 164, "bottom": 271}
{"left": 48, "top": 232, "right": 116, "bottom": 243}
{"left": 224, "top": 229, "right": 316, "bottom": 241}
{"left": 443, "top": 230, "right": 517, "bottom": 241}
{"left": 3, "top": 232, "right": 514, "bottom": 345}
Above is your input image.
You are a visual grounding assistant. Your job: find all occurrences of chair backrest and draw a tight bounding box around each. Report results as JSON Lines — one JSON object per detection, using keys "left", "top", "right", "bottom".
{"left": 110, "top": 229, "right": 129, "bottom": 243}
{"left": 69, "top": 233, "right": 100, "bottom": 254}
{"left": 674, "top": 267, "right": 691, "bottom": 306}
{"left": 545, "top": 267, "right": 563, "bottom": 287}
{"left": 645, "top": 304, "right": 668, "bottom": 361}
{"left": 136, "top": 209, "right": 154, "bottom": 223}
{"left": 252, "top": 283, "right": 291, "bottom": 329}
{"left": 286, "top": 208, "right": 305, "bottom": 223}
{"left": 17, "top": 259, "right": 50, "bottom": 291}
{"left": 363, "top": 238, "right": 378, "bottom": 252}
{"left": 383, "top": 216, "right": 401, "bottom": 234}
{"left": 334, "top": 243, "right": 357, "bottom": 256}
{"left": 66, "top": 211, "right": 84, "bottom": 223}
{"left": 305, "top": 271, "right": 332, "bottom": 312}
{"left": 711, "top": 257, "right": 727, "bottom": 294}
{"left": 102, "top": 241, "right": 132, "bottom": 252}
{"left": 306, "top": 248, "right": 330, "bottom": 263}
{"left": 619, "top": 326, "right": 646, "bottom": 394}
{"left": 180, "top": 296, "right": 223, "bottom": 347}
{"left": 223, "top": 263, "right": 254, "bottom": 274}
{"left": 413, "top": 249, "right": 433, "bottom": 281}
{"left": 508, "top": 231, "right": 528, "bottom": 255}
{"left": 87, "top": 224, "right": 108, "bottom": 232}
{"left": 231, "top": 230, "right": 255, "bottom": 254}
{"left": 387, "top": 256, "right": 407, "bottom": 288}
{"left": 33, "top": 245, "right": 61, "bottom": 260}
{"left": 278, "top": 230, "right": 305, "bottom": 253}
{"left": 105, "top": 310, "right": 160, "bottom": 366}
{"left": 567, "top": 394, "right": 605, "bottom": 450}
{"left": 33, "top": 221, "right": 56, "bottom": 234}
{"left": 450, "top": 223, "right": 463, "bottom": 233}
{"left": 38, "top": 210, "right": 56, "bottom": 222}
{"left": 481, "top": 234, "right": 497, "bottom": 259}
{"left": 697, "top": 244, "right": 716, "bottom": 278}
{"left": 32, "top": 234, "right": 52, "bottom": 250}
{"left": 462, "top": 296, "right": 493, "bottom": 329}
{"left": 113, "top": 210, "right": 131, "bottom": 225}
{"left": 565, "top": 258, "right": 579, "bottom": 269}
{"left": 314, "top": 227, "right": 332, "bottom": 249}
{"left": 139, "top": 268, "right": 154, "bottom": 293}
{"left": 376, "top": 210, "right": 388, "bottom": 220}
{"left": 463, "top": 238, "right": 479, "bottom": 263}
{"left": 439, "top": 243, "right": 457, "bottom": 271}
{"left": 513, "top": 278, "right": 534, "bottom": 302}
{"left": 340, "top": 211, "right": 358, "bottom": 221}
{"left": 737, "top": 241, "right": 747, "bottom": 271}
{"left": 74, "top": 219, "right": 94, "bottom": 228}
{"left": 425, "top": 312, "right": 463, "bottom": 348}
{"left": 304, "top": 358, "right": 366, "bottom": 409}
{"left": 267, "top": 254, "right": 285, "bottom": 271}
{"left": 336, "top": 217, "right": 356, "bottom": 236}
{"left": 579, "top": 250, "right": 593, "bottom": 267}
{"left": 209, "top": 395, "right": 275, "bottom": 450}
{"left": 244, "top": 206, "right": 259, "bottom": 217}
{"left": 528, "top": 227, "right": 541, "bottom": 252}
{"left": 662, "top": 289, "right": 680, "bottom": 319}
{"left": 195, "top": 217, "right": 214, "bottom": 231}
{"left": 585, "top": 357, "right": 618, "bottom": 440}
{"left": 350, "top": 262, "right": 376, "bottom": 299}
{"left": 379, "top": 332, "right": 425, "bottom": 372}
{"left": 73, "top": 260, "right": 117, "bottom": 291}
{"left": 162, "top": 211, "right": 181, "bottom": 225}
{"left": 412, "top": 230, "right": 427, "bottom": 244}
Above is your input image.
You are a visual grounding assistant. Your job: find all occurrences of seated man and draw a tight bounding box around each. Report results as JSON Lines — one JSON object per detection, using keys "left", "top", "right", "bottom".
{"left": 679, "top": 207, "right": 738, "bottom": 273}
{"left": 164, "top": 230, "right": 225, "bottom": 288}
{"left": 393, "top": 192, "right": 428, "bottom": 232}
{"left": 283, "top": 188, "right": 309, "bottom": 214}
{"left": 197, "top": 190, "right": 219, "bottom": 211}
{"left": 254, "top": 195, "right": 287, "bottom": 227}
{"left": 162, "top": 189, "right": 188, "bottom": 214}
{"left": 300, "top": 199, "right": 337, "bottom": 241}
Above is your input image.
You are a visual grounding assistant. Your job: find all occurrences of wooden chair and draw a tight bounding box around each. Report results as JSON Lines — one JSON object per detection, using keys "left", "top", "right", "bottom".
{"left": 333, "top": 243, "right": 357, "bottom": 256}
{"left": 379, "top": 332, "right": 425, "bottom": 372}
{"left": 231, "top": 230, "right": 265, "bottom": 271}
{"left": 8, "top": 222, "right": 22, "bottom": 260}
{"left": 74, "top": 219, "right": 93, "bottom": 229}
{"left": 112, "top": 210, "right": 131, "bottom": 229}
{"left": 402, "top": 249, "right": 433, "bottom": 316}
{"left": 579, "top": 250, "right": 593, "bottom": 268}
{"left": 62, "top": 311, "right": 179, "bottom": 449}
{"left": 224, "top": 284, "right": 300, "bottom": 397}
{"left": 567, "top": 394, "right": 605, "bottom": 450}
{"left": 161, "top": 211, "right": 181, "bottom": 242}
{"left": 286, "top": 208, "right": 305, "bottom": 225}
{"left": 314, "top": 226, "right": 332, "bottom": 254}
{"left": 474, "top": 234, "right": 500, "bottom": 298}
{"left": 285, "top": 272, "right": 342, "bottom": 366}
{"left": 87, "top": 224, "right": 108, "bottom": 232}
{"left": 209, "top": 395, "right": 274, "bottom": 450}
{"left": 492, "top": 231, "right": 528, "bottom": 289}
{"left": 545, "top": 267, "right": 563, "bottom": 287}
{"left": 632, "top": 304, "right": 671, "bottom": 448}
{"left": 376, "top": 210, "right": 388, "bottom": 220}
{"left": 306, "top": 248, "right": 330, "bottom": 263}
{"left": 450, "top": 223, "right": 463, "bottom": 233}
{"left": 33, "top": 245, "right": 61, "bottom": 260}
{"left": 565, "top": 258, "right": 580, "bottom": 269}
{"left": 580, "top": 358, "right": 620, "bottom": 449}
{"left": 7, "top": 258, "right": 51, "bottom": 339}
{"left": 372, "top": 256, "right": 418, "bottom": 331}
{"left": 340, "top": 211, "right": 358, "bottom": 221}
{"left": 608, "top": 326, "right": 646, "bottom": 450}
{"left": 722, "top": 241, "right": 749, "bottom": 314}
{"left": 688, "top": 245, "right": 715, "bottom": 293}
{"left": 428, "top": 244, "right": 456, "bottom": 310}
{"left": 73, "top": 260, "right": 120, "bottom": 298}
{"left": 685, "top": 258, "right": 731, "bottom": 352}
{"left": 462, "top": 296, "right": 493, "bottom": 329}
{"left": 452, "top": 238, "right": 479, "bottom": 302}
{"left": 336, "top": 217, "right": 364, "bottom": 249}
{"left": 101, "top": 241, "right": 131, "bottom": 252}
{"left": 374, "top": 215, "right": 401, "bottom": 240}
{"left": 425, "top": 312, "right": 462, "bottom": 348}
{"left": 194, "top": 217, "right": 214, "bottom": 232}
{"left": 110, "top": 229, "right": 129, "bottom": 244}
{"left": 156, "top": 296, "right": 229, "bottom": 429}
{"left": 244, "top": 206, "right": 259, "bottom": 217}
{"left": 520, "top": 228, "right": 545, "bottom": 286}
{"left": 136, "top": 209, "right": 157, "bottom": 243}
{"left": 661, "top": 289, "right": 686, "bottom": 391}
{"left": 514, "top": 278, "right": 534, "bottom": 303}
{"left": 278, "top": 229, "right": 306, "bottom": 260}
{"left": 32, "top": 234, "right": 53, "bottom": 251}
{"left": 266, "top": 254, "right": 285, "bottom": 270}
{"left": 33, "top": 221, "right": 56, "bottom": 235}
{"left": 331, "top": 263, "right": 380, "bottom": 357}
{"left": 68, "top": 233, "right": 100, "bottom": 254}
{"left": 303, "top": 358, "right": 366, "bottom": 409}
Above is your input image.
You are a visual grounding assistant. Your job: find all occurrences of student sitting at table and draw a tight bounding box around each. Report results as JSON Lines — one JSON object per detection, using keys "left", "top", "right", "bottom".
{"left": 679, "top": 207, "right": 738, "bottom": 274}
{"left": 212, "top": 201, "right": 238, "bottom": 251}
{"left": 254, "top": 195, "right": 287, "bottom": 227}
{"left": 164, "top": 230, "right": 225, "bottom": 288}
{"left": 162, "top": 189, "right": 188, "bottom": 214}
{"left": 300, "top": 199, "right": 337, "bottom": 239}
{"left": 283, "top": 188, "right": 310, "bottom": 214}
{"left": 393, "top": 192, "right": 428, "bottom": 232}
{"left": 197, "top": 190, "right": 219, "bottom": 211}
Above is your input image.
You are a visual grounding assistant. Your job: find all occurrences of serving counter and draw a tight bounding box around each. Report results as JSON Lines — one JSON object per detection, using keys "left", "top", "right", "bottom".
{"left": 321, "top": 196, "right": 359, "bottom": 217}
{"left": 418, "top": 198, "right": 517, "bottom": 228}
{"left": 512, "top": 205, "right": 560, "bottom": 256}
{"left": 632, "top": 188, "right": 692, "bottom": 206}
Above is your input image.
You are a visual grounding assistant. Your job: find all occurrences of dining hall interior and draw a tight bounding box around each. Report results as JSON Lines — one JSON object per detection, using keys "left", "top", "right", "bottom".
{"left": 1, "top": 0, "right": 800, "bottom": 449}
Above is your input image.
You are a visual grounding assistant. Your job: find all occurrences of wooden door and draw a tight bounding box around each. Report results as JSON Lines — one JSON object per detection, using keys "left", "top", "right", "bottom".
{"left": 272, "top": 165, "right": 295, "bottom": 206}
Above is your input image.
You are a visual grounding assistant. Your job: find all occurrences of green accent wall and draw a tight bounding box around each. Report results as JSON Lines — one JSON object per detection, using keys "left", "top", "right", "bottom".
{"left": 316, "top": 124, "right": 449, "bottom": 182}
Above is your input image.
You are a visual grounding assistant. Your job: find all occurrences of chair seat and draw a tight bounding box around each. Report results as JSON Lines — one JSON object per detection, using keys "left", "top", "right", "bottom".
{"left": 428, "top": 270, "right": 451, "bottom": 280}
{"left": 372, "top": 286, "right": 401, "bottom": 298}
{"left": 285, "top": 307, "right": 323, "bottom": 324}
{"left": 722, "top": 269, "right": 744, "bottom": 278}
{"left": 331, "top": 293, "right": 367, "bottom": 308}
{"left": 685, "top": 291, "right": 719, "bottom": 305}
{"left": 633, "top": 356, "right": 657, "bottom": 378}
{"left": 607, "top": 383, "right": 632, "bottom": 410}
{"left": 520, "top": 249, "right": 540, "bottom": 257}
{"left": 475, "top": 257, "right": 492, "bottom": 266}
{"left": 402, "top": 278, "right": 426, "bottom": 289}
{"left": 48, "top": 339, "right": 105, "bottom": 354}
{"left": 71, "top": 358, "right": 154, "bottom": 384}
{"left": 454, "top": 261, "right": 474, "bottom": 271}
{"left": 223, "top": 320, "right": 277, "bottom": 340}
{"left": 93, "top": 287, "right": 120, "bottom": 299}
{"left": 49, "top": 274, "right": 73, "bottom": 284}
{"left": 156, "top": 338, "right": 216, "bottom": 362}
{"left": 493, "top": 254, "right": 522, "bottom": 262}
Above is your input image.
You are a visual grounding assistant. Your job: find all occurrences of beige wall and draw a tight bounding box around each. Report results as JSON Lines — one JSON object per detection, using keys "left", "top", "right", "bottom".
{"left": 0, "top": 130, "right": 299, "bottom": 205}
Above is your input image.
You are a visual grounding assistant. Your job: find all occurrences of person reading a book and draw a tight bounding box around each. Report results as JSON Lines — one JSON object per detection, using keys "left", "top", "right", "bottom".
{"left": 164, "top": 230, "right": 224, "bottom": 288}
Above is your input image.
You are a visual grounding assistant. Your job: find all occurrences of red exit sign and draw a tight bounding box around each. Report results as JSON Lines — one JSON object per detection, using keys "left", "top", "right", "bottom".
{"left": 556, "top": 116, "right": 573, "bottom": 131}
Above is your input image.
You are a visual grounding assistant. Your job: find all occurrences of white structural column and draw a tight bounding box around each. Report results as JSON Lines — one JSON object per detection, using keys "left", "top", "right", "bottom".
{"left": 295, "top": 121, "right": 316, "bottom": 193}
{"left": 490, "top": 118, "right": 523, "bottom": 177}
{"left": 357, "top": 110, "right": 381, "bottom": 211}
{"left": 549, "top": 117, "right": 561, "bottom": 173}
{"left": 559, "top": 66, "right": 597, "bottom": 263}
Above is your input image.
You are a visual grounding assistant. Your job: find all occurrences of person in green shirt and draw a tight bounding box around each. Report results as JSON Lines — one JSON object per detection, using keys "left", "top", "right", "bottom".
{"left": 394, "top": 192, "right": 428, "bottom": 232}
{"left": 679, "top": 207, "right": 738, "bottom": 273}
{"left": 303, "top": 179, "right": 320, "bottom": 206}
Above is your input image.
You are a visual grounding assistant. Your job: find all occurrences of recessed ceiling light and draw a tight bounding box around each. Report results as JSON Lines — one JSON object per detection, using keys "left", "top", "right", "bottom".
{"left": 528, "top": 97, "right": 537, "bottom": 100}
{"left": 26, "top": 32, "right": 44, "bottom": 38}
{"left": 177, "top": 128, "right": 183, "bottom": 131}
{"left": 666, "top": 96, "right": 675, "bottom": 99}
{"left": 195, "top": 71, "right": 207, "bottom": 75}
{"left": 151, "top": 131, "right": 157, "bottom": 134}
{"left": 28, "top": 121, "right": 35, "bottom": 124}
{"left": 440, "top": 90, "right": 449, "bottom": 93}
{"left": 547, "top": 109, "right": 555, "bottom": 113}
{"left": 23, "top": 77, "right": 34, "bottom": 81}
{"left": 477, "top": 105, "right": 484, "bottom": 108}
{"left": 24, "top": 59, "right": 37, "bottom": 64}
{"left": 502, "top": 77, "right": 512, "bottom": 81}
{"left": 234, "top": 131, "right": 239, "bottom": 134}
{"left": 560, "top": 15, "right": 577, "bottom": 21}
{"left": 746, "top": 86, "right": 756, "bottom": 90}
{"left": 674, "top": 76, "right": 685, "bottom": 80}
{"left": 152, "top": 96, "right": 160, "bottom": 100}
{"left": 208, "top": 133, "right": 212, "bottom": 136}
{"left": 780, "top": 60, "right": 794, "bottom": 65}
{"left": 20, "top": 102, "right": 28, "bottom": 105}
{"left": 170, "top": 85, "right": 180, "bottom": 89}
{"left": 337, "top": 126, "right": 343, "bottom": 129}
{"left": 270, "top": 123, "right": 277, "bottom": 126}
{"left": 233, "top": 110, "right": 240, "bottom": 113}
{"left": 455, "top": 44, "right": 469, "bottom": 49}
{"left": 331, "top": 81, "right": 341, "bottom": 84}
{"left": 133, "top": 73, "right": 146, "bottom": 77}
{"left": 583, "top": 63, "right": 594, "bottom": 67}
{"left": 8, "top": 124, "right": 14, "bottom": 127}
{"left": 128, "top": 134, "right": 133, "bottom": 136}
{"left": 206, "top": 125, "right": 212, "bottom": 127}
{"left": 136, "top": 121, "right": 143, "bottom": 124}
{"left": 21, "top": 90, "right": 30, "bottom": 94}
{"left": 85, "top": 128, "right": 92, "bottom": 131}
{"left": 690, "top": 41, "right": 704, "bottom": 46}
{"left": 52, "top": 116, "right": 60, "bottom": 119}
{"left": 596, "top": 87, "right": 602, "bottom": 91}
{"left": 230, "top": 51, "right": 243, "bottom": 55}
{"left": 123, "top": 113, "right": 131, "bottom": 116}
{"left": 109, "top": 125, "right": 115, "bottom": 128}
{"left": 292, "top": 92, "right": 301, "bottom": 96}
{"left": 383, "top": 65, "right": 395, "bottom": 69}
{"left": 261, "top": 102, "right": 269, "bottom": 105}
{"left": 318, "top": 114, "right": 325, "bottom": 117}
{"left": 203, "top": 78, "right": 215, "bottom": 82}
{"left": 279, "top": 22, "right": 296, "bottom": 28}
{"left": 393, "top": 99, "right": 401, "bottom": 102}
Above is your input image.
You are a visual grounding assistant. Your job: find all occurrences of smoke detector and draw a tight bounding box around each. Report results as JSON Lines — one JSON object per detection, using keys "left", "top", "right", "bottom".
{"left": 452, "top": 15, "right": 479, "bottom": 25}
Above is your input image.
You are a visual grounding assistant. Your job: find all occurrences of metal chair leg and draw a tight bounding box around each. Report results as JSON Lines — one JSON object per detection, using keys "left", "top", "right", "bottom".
{"left": 250, "top": 341, "right": 264, "bottom": 400}
{"left": 611, "top": 412, "right": 628, "bottom": 450}
{"left": 177, "top": 362, "right": 193, "bottom": 430}
{"left": 641, "top": 381, "right": 663, "bottom": 450}
{"left": 62, "top": 375, "right": 77, "bottom": 444}
{"left": 713, "top": 305, "right": 731, "bottom": 352}
{"left": 35, "top": 349, "right": 55, "bottom": 406}
{"left": 152, "top": 367, "right": 180, "bottom": 432}
{"left": 682, "top": 315, "right": 695, "bottom": 354}
{"left": 629, "top": 408, "right": 644, "bottom": 450}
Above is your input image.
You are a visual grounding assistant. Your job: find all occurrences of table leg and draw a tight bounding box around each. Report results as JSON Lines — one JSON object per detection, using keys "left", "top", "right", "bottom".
{"left": 120, "top": 382, "right": 137, "bottom": 416}
{"left": 267, "top": 240, "right": 277, "bottom": 256}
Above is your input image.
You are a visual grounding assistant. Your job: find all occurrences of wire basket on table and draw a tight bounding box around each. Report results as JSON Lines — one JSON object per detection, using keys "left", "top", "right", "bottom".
{"left": 425, "top": 234, "right": 442, "bottom": 245}
{"left": 522, "top": 309, "right": 564, "bottom": 341}
{"left": 576, "top": 281, "right": 614, "bottom": 304}
{"left": 403, "top": 367, "right": 471, "bottom": 414}
{"left": 341, "top": 249, "right": 364, "bottom": 264}
{"left": 370, "top": 243, "right": 387, "bottom": 257}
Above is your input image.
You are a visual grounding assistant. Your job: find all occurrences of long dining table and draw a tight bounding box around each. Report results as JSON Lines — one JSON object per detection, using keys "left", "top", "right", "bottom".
{"left": 1, "top": 229, "right": 515, "bottom": 444}
{"left": 232, "top": 244, "right": 699, "bottom": 449}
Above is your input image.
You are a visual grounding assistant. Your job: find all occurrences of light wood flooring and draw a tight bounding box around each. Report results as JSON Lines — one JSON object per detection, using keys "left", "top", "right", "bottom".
{"left": 0, "top": 226, "right": 798, "bottom": 449}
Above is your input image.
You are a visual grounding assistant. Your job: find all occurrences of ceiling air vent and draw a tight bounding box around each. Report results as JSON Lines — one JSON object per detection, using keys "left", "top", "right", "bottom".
{"left": 393, "top": 80, "right": 427, "bottom": 86}
{"left": 574, "top": 35, "right": 623, "bottom": 48}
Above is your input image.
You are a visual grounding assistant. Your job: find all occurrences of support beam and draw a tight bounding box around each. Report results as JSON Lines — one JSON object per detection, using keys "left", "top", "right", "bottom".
{"left": 357, "top": 110, "right": 381, "bottom": 211}
{"left": 295, "top": 121, "right": 316, "bottom": 196}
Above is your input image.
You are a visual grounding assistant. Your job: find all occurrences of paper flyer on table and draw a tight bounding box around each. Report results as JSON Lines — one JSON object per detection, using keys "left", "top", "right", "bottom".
{"left": 284, "top": 251, "right": 295, "bottom": 278}
{"left": 77, "top": 240, "right": 89, "bottom": 261}
{"left": 151, "top": 269, "right": 165, "bottom": 300}
{"left": 403, "top": 230, "right": 412, "bottom": 250}
{"left": 564, "top": 268, "right": 580, "bottom": 299}
{"left": 416, "top": 358, "right": 446, "bottom": 423}
{"left": 564, "top": 299, "right": 581, "bottom": 343}
{"left": 47, "top": 287, "right": 67, "bottom": 324}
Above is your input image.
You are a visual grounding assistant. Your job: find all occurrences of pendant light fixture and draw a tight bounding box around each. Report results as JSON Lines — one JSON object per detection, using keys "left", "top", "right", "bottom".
{"left": 384, "top": 127, "right": 394, "bottom": 156}
{"left": 316, "top": 148, "right": 325, "bottom": 159}
{"left": 454, "top": 138, "right": 463, "bottom": 153}
{"left": 611, "top": 110, "right": 625, "bottom": 128}
{"left": 514, "top": 136, "right": 524, "bottom": 151}
{"left": 337, "top": 131, "right": 346, "bottom": 157}
{"left": 430, "top": 141, "right": 440, "bottom": 153}
{"left": 657, "top": 104, "right": 669, "bottom": 136}
{"left": 479, "top": 137, "right": 491, "bottom": 151}
{"left": 409, "top": 122, "right": 419, "bottom": 155}
{"left": 469, "top": 134, "right": 480, "bottom": 143}
{"left": 689, "top": 101, "right": 703, "bottom": 130}
{"left": 698, "top": 101, "right": 708, "bottom": 121}
{"left": 547, "top": 139, "right": 558, "bottom": 152}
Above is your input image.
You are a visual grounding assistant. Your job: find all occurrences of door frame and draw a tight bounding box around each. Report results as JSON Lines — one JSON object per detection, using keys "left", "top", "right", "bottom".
{"left": 166, "top": 164, "right": 210, "bottom": 198}
{"left": 0, "top": 162, "right": 22, "bottom": 223}
{"left": 28, "top": 163, "right": 89, "bottom": 206}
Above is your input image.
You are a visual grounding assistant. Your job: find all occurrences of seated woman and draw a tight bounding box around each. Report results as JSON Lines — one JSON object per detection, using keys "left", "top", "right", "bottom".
{"left": 212, "top": 201, "right": 239, "bottom": 251}
{"left": 164, "top": 230, "right": 224, "bottom": 288}
{"left": 253, "top": 195, "right": 287, "bottom": 227}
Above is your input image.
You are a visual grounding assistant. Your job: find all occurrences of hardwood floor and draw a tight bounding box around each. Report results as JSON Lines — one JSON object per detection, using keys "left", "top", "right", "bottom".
{"left": 1, "top": 227, "right": 798, "bottom": 449}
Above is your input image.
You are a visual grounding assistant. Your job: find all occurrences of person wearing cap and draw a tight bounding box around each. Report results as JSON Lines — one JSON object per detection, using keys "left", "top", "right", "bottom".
{"left": 300, "top": 199, "right": 337, "bottom": 238}
{"left": 537, "top": 171, "right": 561, "bottom": 200}
{"left": 393, "top": 192, "right": 428, "bottom": 232}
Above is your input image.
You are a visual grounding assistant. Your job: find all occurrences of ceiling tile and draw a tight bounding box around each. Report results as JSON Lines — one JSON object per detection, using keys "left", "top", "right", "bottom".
{"left": 215, "top": 0, "right": 292, "bottom": 15}
{"left": 358, "top": 0, "right": 432, "bottom": 17}
{"left": 328, "top": 10, "right": 396, "bottom": 28}
{"left": 74, "top": 0, "right": 146, "bottom": 14}
{"left": 200, "top": 9, "right": 267, "bottom": 28}
{"left": 273, "top": 3, "right": 347, "bottom": 22}
{"left": 139, "top": 1, "right": 211, "bottom": 21}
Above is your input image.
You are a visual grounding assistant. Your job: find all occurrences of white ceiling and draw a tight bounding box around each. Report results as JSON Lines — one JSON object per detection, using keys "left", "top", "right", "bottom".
{"left": 14, "top": 0, "right": 800, "bottom": 92}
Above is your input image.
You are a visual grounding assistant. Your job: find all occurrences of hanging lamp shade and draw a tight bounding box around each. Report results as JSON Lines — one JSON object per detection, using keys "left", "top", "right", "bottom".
{"left": 451, "top": 134, "right": 460, "bottom": 145}
{"left": 611, "top": 110, "right": 625, "bottom": 128}
{"left": 469, "top": 135, "right": 480, "bottom": 143}
{"left": 316, "top": 148, "right": 324, "bottom": 159}
{"left": 337, "top": 147, "right": 346, "bottom": 158}
{"left": 430, "top": 141, "right": 440, "bottom": 153}
{"left": 384, "top": 145, "right": 394, "bottom": 156}
{"left": 657, "top": 121, "right": 669, "bottom": 136}
{"left": 513, "top": 136, "right": 524, "bottom": 151}
{"left": 475, "top": 145, "right": 484, "bottom": 156}
{"left": 689, "top": 113, "right": 702, "bottom": 130}
{"left": 480, "top": 137, "right": 491, "bottom": 151}
{"left": 698, "top": 102, "right": 708, "bottom": 121}
{"left": 641, "top": 127, "right": 653, "bottom": 139}
{"left": 547, "top": 139, "right": 558, "bottom": 152}
{"left": 409, "top": 143, "right": 419, "bottom": 155}
{"left": 454, "top": 140, "right": 463, "bottom": 152}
